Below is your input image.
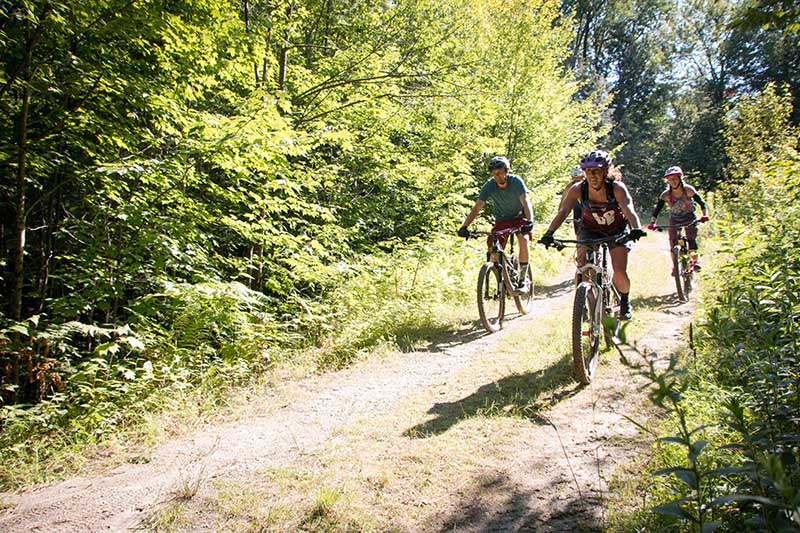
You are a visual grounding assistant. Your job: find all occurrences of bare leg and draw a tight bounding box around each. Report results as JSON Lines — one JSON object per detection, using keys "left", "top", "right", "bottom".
{"left": 610, "top": 247, "right": 630, "bottom": 293}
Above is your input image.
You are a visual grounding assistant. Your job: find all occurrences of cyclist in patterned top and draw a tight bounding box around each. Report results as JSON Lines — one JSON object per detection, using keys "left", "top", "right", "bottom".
{"left": 647, "top": 166, "right": 709, "bottom": 270}
{"left": 539, "top": 150, "right": 646, "bottom": 320}
{"left": 458, "top": 156, "right": 535, "bottom": 294}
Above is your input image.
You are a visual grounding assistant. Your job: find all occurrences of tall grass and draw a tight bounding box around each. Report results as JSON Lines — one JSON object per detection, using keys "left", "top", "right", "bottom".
{"left": 611, "top": 160, "right": 800, "bottom": 531}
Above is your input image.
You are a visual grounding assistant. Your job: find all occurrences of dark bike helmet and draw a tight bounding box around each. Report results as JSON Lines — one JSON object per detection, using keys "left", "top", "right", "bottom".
{"left": 488, "top": 156, "right": 510, "bottom": 171}
{"left": 579, "top": 150, "right": 612, "bottom": 169}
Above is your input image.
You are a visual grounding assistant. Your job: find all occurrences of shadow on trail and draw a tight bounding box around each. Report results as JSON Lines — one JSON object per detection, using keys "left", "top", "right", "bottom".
{"left": 535, "top": 278, "right": 574, "bottom": 299}
{"left": 424, "top": 472, "right": 600, "bottom": 532}
{"left": 395, "top": 320, "right": 490, "bottom": 353}
{"left": 631, "top": 292, "right": 684, "bottom": 311}
{"left": 404, "top": 354, "right": 580, "bottom": 438}
{"left": 399, "top": 276, "right": 574, "bottom": 354}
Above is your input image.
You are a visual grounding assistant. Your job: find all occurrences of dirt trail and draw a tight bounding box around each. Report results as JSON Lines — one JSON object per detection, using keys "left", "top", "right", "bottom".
{"left": 0, "top": 234, "right": 694, "bottom": 532}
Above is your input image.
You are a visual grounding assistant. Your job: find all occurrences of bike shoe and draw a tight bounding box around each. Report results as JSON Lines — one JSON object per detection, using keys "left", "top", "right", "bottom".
{"left": 692, "top": 262, "right": 702, "bottom": 272}
{"left": 514, "top": 280, "right": 531, "bottom": 295}
{"left": 619, "top": 302, "right": 632, "bottom": 321}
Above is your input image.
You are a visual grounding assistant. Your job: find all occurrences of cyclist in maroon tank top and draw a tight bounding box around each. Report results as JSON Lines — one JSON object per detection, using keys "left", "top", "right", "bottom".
{"left": 539, "top": 150, "right": 646, "bottom": 320}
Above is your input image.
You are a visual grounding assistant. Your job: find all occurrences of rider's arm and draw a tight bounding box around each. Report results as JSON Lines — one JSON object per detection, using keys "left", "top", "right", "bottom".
{"left": 546, "top": 184, "right": 580, "bottom": 233}
{"left": 557, "top": 182, "right": 572, "bottom": 211}
{"left": 520, "top": 191, "right": 534, "bottom": 222}
{"left": 460, "top": 199, "right": 486, "bottom": 230}
{"left": 686, "top": 186, "right": 708, "bottom": 216}
{"left": 614, "top": 182, "right": 643, "bottom": 230}
{"left": 650, "top": 199, "right": 665, "bottom": 223}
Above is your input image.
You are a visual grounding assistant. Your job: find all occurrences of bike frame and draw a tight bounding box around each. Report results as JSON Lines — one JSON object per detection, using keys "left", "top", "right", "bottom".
{"left": 557, "top": 235, "right": 624, "bottom": 307}
{"left": 655, "top": 220, "right": 698, "bottom": 300}
{"left": 547, "top": 232, "right": 635, "bottom": 384}
{"left": 473, "top": 226, "right": 523, "bottom": 291}
{"left": 655, "top": 221, "right": 697, "bottom": 269}
{"left": 469, "top": 225, "right": 534, "bottom": 333}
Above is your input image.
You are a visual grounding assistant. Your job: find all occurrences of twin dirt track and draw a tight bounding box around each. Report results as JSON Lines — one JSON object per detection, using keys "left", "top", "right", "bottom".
{"left": 0, "top": 234, "right": 696, "bottom": 531}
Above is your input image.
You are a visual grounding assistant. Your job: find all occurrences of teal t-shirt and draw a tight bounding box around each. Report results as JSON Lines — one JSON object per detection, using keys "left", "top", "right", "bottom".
{"left": 478, "top": 174, "right": 529, "bottom": 221}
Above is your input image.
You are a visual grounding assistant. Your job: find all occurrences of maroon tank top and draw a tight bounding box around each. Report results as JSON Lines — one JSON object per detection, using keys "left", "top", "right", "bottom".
{"left": 580, "top": 181, "right": 627, "bottom": 233}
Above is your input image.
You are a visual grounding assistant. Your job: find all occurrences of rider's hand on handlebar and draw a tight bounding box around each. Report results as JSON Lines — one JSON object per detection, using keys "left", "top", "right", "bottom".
{"left": 457, "top": 227, "right": 470, "bottom": 239}
{"left": 521, "top": 220, "right": 534, "bottom": 234}
{"left": 699, "top": 215, "right": 709, "bottom": 223}
{"left": 647, "top": 222, "right": 656, "bottom": 231}
{"left": 538, "top": 232, "right": 554, "bottom": 247}
{"left": 628, "top": 228, "right": 647, "bottom": 242}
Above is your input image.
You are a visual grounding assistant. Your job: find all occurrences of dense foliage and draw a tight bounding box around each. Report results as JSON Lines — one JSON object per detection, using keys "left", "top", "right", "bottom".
{"left": 563, "top": 0, "right": 800, "bottom": 208}
{"left": 0, "top": 0, "right": 597, "bottom": 485}
{"left": 615, "top": 83, "right": 800, "bottom": 532}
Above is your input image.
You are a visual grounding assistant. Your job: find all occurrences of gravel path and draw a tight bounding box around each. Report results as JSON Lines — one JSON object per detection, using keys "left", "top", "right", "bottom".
{"left": 0, "top": 235, "right": 694, "bottom": 532}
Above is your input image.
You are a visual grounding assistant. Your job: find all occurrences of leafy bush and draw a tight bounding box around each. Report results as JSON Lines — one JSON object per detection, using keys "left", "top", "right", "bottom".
{"left": 616, "top": 158, "right": 800, "bottom": 530}
{"left": 0, "top": 282, "right": 274, "bottom": 488}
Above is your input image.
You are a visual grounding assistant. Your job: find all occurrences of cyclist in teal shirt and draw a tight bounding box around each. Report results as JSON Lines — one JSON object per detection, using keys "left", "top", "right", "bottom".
{"left": 457, "top": 156, "right": 534, "bottom": 294}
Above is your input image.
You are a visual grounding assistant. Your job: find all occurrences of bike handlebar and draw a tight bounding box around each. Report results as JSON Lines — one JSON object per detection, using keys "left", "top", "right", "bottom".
{"left": 466, "top": 226, "right": 522, "bottom": 239}
{"left": 545, "top": 231, "right": 645, "bottom": 251}
{"left": 653, "top": 221, "right": 699, "bottom": 231}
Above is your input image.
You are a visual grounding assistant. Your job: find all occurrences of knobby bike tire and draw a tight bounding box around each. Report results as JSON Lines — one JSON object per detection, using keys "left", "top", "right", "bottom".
{"left": 572, "top": 282, "right": 601, "bottom": 385}
{"left": 477, "top": 262, "right": 505, "bottom": 333}
{"left": 672, "top": 246, "right": 685, "bottom": 301}
{"left": 513, "top": 266, "right": 534, "bottom": 315}
{"left": 682, "top": 254, "right": 694, "bottom": 299}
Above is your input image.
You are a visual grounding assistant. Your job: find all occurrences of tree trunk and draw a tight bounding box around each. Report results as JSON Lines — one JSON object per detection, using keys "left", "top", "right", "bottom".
{"left": 277, "top": 2, "right": 295, "bottom": 91}
{"left": 11, "top": 52, "right": 31, "bottom": 323}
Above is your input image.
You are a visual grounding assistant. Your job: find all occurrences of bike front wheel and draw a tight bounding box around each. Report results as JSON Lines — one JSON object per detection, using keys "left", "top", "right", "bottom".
{"left": 572, "top": 282, "right": 601, "bottom": 384}
{"left": 477, "top": 262, "right": 505, "bottom": 333}
{"left": 682, "top": 254, "right": 694, "bottom": 299}
{"left": 672, "top": 246, "right": 686, "bottom": 301}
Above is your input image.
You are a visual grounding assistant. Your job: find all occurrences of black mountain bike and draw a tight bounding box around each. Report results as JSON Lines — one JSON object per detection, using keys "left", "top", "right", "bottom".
{"left": 654, "top": 221, "right": 698, "bottom": 302}
{"left": 468, "top": 227, "right": 534, "bottom": 333}
{"left": 545, "top": 232, "right": 641, "bottom": 384}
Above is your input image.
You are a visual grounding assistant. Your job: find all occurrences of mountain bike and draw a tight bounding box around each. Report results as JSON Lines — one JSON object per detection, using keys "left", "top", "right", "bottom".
{"left": 654, "top": 221, "right": 698, "bottom": 302}
{"left": 467, "top": 227, "right": 534, "bottom": 333}
{"left": 544, "top": 232, "right": 641, "bottom": 384}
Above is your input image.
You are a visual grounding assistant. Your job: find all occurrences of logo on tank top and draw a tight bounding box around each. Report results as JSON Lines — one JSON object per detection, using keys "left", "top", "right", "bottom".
{"left": 592, "top": 211, "right": 617, "bottom": 226}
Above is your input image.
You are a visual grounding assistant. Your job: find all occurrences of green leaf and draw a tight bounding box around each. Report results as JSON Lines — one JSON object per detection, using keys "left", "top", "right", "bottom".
{"left": 7, "top": 324, "right": 30, "bottom": 336}
{"left": 123, "top": 336, "right": 145, "bottom": 351}
{"left": 95, "top": 342, "right": 121, "bottom": 357}
{"left": 652, "top": 501, "right": 697, "bottom": 521}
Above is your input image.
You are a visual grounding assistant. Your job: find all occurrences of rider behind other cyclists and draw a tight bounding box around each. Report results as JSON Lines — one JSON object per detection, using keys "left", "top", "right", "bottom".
{"left": 539, "top": 150, "right": 646, "bottom": 320}
{"left": 559, "top": 165, "right": 585, "bottom": 236}
{"left": 457, "top": 156, "right": 535, "bottom": 294}
{"left": 647, "top": 166, "right": 709, "bottom": 270}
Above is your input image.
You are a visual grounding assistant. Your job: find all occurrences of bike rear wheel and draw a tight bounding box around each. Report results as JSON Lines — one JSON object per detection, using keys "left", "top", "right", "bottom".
{"left": 572, "top": 282, "right": 601, "bottom": 384}
{"left": 513, "top": 266, "right": 534, "bottom": 315}
{"left": 672, "top": 246, "right": 685, "bottom": 301}
{"left": 477, "top": 262, "right": 505, "bottom": 333}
